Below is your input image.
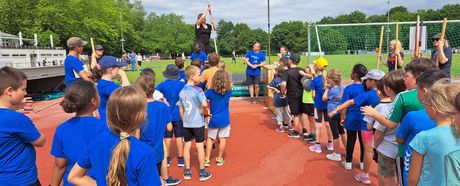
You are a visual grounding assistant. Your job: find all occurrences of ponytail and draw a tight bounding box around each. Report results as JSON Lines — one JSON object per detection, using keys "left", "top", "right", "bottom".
{"left": 107, "top": 132, "right": 131, "bottom": 186}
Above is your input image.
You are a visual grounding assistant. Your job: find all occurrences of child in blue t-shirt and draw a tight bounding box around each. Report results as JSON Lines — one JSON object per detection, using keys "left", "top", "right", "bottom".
{"left": 190, "top": 42, "right": 208, "bottom": 73}
{"left": 267, "top": 66, "right": 290, "bottom": 132}
{"left": 68, "top": 86, "right": 161, "bottom": 186}
{"left": 175, "top": 57, "right": 187, "bottom": 82}
{"left": 135, "top": 75, "right": 181, "bottom": 185}
{"left": 0, "top": 67, "right": 46, "bottom": 186}
{"left": 96, "top": 56, "right": 130, "bottom": 121}
{"left": 178, "top": 65, "right": 212, "bottom": 181}
{"left": 204, "top": 70, "right": 233, "bottom": 167}
{"left": 408, "top": 81, "right": 460, "bottom": 186}
{"left": 322, "top": 69, "right": 346, "bottom": 162}
{"left": 50, "top": 80, "right": 106, "bottom": 186}
{"left": 156, "top": 64, "right": 187, "bottom": 167}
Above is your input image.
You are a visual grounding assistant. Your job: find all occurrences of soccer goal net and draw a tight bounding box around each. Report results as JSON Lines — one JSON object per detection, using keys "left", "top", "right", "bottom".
{"left": 310, "top": 20, "right": 460, "bottom": 76}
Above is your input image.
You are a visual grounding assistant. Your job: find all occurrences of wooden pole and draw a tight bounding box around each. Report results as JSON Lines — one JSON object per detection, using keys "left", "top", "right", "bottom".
{"left": 377, "top": 25, "right": 384, "bottom": 70}
{"left": 90, "top": 33, "right": 95, "bottom": 54}
{"left": 395, "top": 23, "right": 399, "bottom": 70}
{"left": 438, "top": 18, "right": 448, "bottom": 67}
{"left": 414, "top": 15, "right": 420, "bottom": 60}
{"left": 207, "top": 0, "right": 218, "bottom": 54}
{"left": 33, "top": 101, "right": 61, "bottom": 113}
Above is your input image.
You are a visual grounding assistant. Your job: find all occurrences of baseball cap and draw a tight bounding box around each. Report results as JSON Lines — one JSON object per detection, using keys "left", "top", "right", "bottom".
{"left": 432, "top": 33, "right": 441, "bottom": 39}
{"left": 289, "top": 53, "right": 301, "bottom": 63}
{"left": 67, "top": 37, "right": 87, "bottom": 49}
{"left": 313, "top": 57, "right": 328, "bottom": 69}
{"left": 99, "top": 56, "right": 127, "bottom": 69}
{"left": 95, "top": 45, "right": 104, "bottom": 50}
{"left": 361, "top": 69, "right": 385, "bottom": 81}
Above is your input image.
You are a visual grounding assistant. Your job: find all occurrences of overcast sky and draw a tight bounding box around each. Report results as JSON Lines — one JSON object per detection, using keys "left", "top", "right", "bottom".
{"left": 142, "top": 0, "right": 457, "bottom": 28}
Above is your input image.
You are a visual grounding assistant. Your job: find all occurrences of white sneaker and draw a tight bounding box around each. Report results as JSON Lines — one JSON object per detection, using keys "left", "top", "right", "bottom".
{"left": 326, "top": 153, "right": 341, "bottom": 162}
{"left": 342, "top": 161, "right": 352, "bottom": 170}
{"left": 326, "top": 142, "right": 333, "bottom": 151}
{"left": 308, "top": 144, "right": 322, "bottom": 154}
{"left": 359, "top": 162, "right": 364, "bottom": 170}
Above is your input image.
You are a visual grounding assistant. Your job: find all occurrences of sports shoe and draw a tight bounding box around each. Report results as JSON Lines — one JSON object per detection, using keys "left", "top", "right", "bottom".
{"left": 283, "top": 124, "right": 289, "bottom": 129}
{"left": 342, "top": 161, "right": 352, "bottom": 170}
{"left": 326, "top": 153, "right": 342, "bottom": 162}
{"left": 303, "top": 133, "right": 315, "bottom": 141}
{"left": 250, "top": 97, "right": 255, "bottom": 104}
{"left": 272, "top": 114, "right": 277, "bottom": 120}
{"left": 354, "top": 173, "right": 371, "bottom": 185}
{"left": 199, "top": 170, "right": 212, "bottom": 181}
{"left": 167, "top": 157, "right": 171, "bottom": 167}
{"left": 216, "top": 157, "right": 225, "bottom": 166}
{"left": 307, "top": 138, "right": 317, "bottom": 144}
{"left": 326, "top": 142, "right": 334, "bottom": 151}
{"left": 287, "top": 131, "right": 300, "bottom": 139}
{"left": 360, "top": 162, "right": 364, "bottom": 170}
{"left": 183, "top": 169, "right": 191, "bottom": 180}
{"left": 164, "top": 176, "right": 181, "bottom": 186}
{"left": 302, "top": 133, "right": 309, "bottom": 139}
{"left": 253, "top": 97, "right": 259, "bottom": 104}
{"left": 308, "top": 144, "right": 322, "bottom": 153}
{"left": 178, "top": 157, "right": 185, "bottom": 167}
{"left": 204, "top": 159, "right": 210, "bottom": 167}
{"left": 275, "top": 126, "right": 285, "bottom": 133}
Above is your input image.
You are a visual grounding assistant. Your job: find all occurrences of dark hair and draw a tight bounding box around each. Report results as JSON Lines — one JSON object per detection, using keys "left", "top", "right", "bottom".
{"left": 60, "top": 79, "right": 98, "bottom": 113}
{"left": 194, "top": 41, "right": 203, "bottom": 53}
{"left": 135, "top": 75, "right": 155, "bottom": 98}
{"left": 140, "top": 68, "right": 155, "bottom": 77}
{"left": 377, "top": 78, "right": 388, "bottom": 97}
{"left": 275, "top": 66, "right": 285, "bottom": 77}
{"left": 0, "top": 67, "right": 27, "bottom": 96}
{"left": 455, "top": 92, "right": 460, "bottom": 111}
{"left": 404, "top": 58, "right": 437, "bottom": 78}
{"left": 191, "top": 59, "right": 202, "bottom": 69}
{"left": 175, "top": 57, "right": 185, "bottom": 69}
{"left": 416, "top": 69, "right": 448, "bottom": 89}
{"left": 352, "top": 64, "right": 367, "bottom": 80}
{"left": 208, "top": 53, "right": 220, "bottom": 67}
{"left": 280, "top": 46, "right": 288, "bottom": 51}
{"left": 383, "top": 69, "right": 406, "bottom": 95}
{"left": 197, "top": 13, "right": 203, "bottom": 20}
{"left": 280, "top": 58, "right": 289, "bottom": 67}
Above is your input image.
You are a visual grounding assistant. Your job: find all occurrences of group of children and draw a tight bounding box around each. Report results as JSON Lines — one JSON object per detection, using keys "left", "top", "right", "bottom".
{"left": 0, "top": 47, "right": 233, "bottom": 185}
{"left": 268, "top": 52, "right": 460, "bottom": 185}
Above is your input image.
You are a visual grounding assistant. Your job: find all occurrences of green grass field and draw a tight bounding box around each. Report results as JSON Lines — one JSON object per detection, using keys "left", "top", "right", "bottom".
{"left": 125, "top": 54, "right": 460, "bottom": 83}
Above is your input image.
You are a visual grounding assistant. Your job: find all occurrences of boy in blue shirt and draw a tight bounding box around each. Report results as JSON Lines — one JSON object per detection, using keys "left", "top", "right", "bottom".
{"left": 190, "top": 42, "right": 208, "bottom": 73}
{"left": 0, "top": 67, "right": 46, "bottom": 186}
{"left": 156, "top": 64, "right": 187, "bottom": 167}
{"left": 179, "top": 65, "right": 212, "bottom": 182}
{"left": 175, "top": 57, "right": 187, "bottom": 82}
{"left": 267, "top": 66, "right": 291, "bottom": 132}
{"left": 64, "top": 37, "right": 92, "bottom": 86}
{"left": 245, "top": 42, "right": 266, "bottom": 104}
{"left": 96, "top": 56, "right": 130, "bottom": 121}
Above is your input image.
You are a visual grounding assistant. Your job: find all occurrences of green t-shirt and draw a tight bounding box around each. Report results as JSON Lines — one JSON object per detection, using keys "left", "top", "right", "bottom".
{"left": 388, "top": 89, "right": 425, "bottom": 157}
{"left": 445, "top": 149, "right": 460, "bottom": 185}
{"left": 303, "top": 90, "right": 314, "bottom": 104}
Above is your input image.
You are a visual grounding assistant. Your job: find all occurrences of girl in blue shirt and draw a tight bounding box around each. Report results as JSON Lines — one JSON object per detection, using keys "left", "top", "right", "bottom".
{"left": 51, "top": 80, "right": 106, "bottom": 186}
{"left": 68, "top": 86, "right": 161, "bottom": 186}
{"left": 409, "top": 81, "right": 460, "bottom": 186}
{"left": 204, "top": 70, "right": 233, "bottom": 167}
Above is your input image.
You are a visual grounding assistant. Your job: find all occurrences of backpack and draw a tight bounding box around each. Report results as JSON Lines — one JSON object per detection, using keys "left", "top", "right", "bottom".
{"left": 301, "top": 76, "right": 312, "bottom": 91}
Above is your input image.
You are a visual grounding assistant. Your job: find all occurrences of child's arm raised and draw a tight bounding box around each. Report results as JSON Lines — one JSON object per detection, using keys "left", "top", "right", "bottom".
{"left": 67, "top": 163, "right": 96, "bottom": 186}
{"left": 118, "top": 69, "right": 131, "bottom": 87}
{"left": 322, "top": 82, "right": 331, "bottom": 102}
{"left": 50, "top": 158, "right": 67, "bottom": 186}
{"left": 329, "top": 99, "right": 355, "bottom": 118}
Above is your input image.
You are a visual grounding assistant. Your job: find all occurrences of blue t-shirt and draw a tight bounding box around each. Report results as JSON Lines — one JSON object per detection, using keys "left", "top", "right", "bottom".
{"left": 190, "top": 51, "right": 207, "bottom": 72}
{"left": 50, "top": 116, "right": 107, "bottom": 186}
{"left": 327, "top": 86, "right": 344, "bottom": 115}
{"left": 268, "top": 77, "right": 288, "bottom": 107}
{"left": 78, "top": 132, "right": 161, "bottom": 186}
{"left": 395, "top": 109, "right": 436, "bottom": 186}
{"left": 64, "top": 55, "right": 85, "bottom": 86}
{"left": 0, "top": 108, "right": 41, "bottom": 185}
{"left": 340, "top": 83, "right": 365, "bottom": 131}
{"left": 309, "top": 75, "right": 327, "bottom": 109}
{"left": 179, "top": 70, "right": 186, "bottom": 82}
{"left": 141, "top": 101, "right": 172, "bottom": 163}
{"left": 353, "top": 89, "right": 380, "bottom": 130}
{"left": 205, "top": 89, "right": 232, "bottom": 128}
{"left": 409, "top": 126, "right": 460, "bottom": 186}
{"left": 156, "top": 79, "right": 186, "bottom": 122}
{"left": 178, "top": 84, "right": 207, "bottom": 128}
{"left": 97, "top": 79, "right": 121, "bottom": 121}
{"left": 245, "top": 50, "right": 266, "bottom": 76}
{"left": 130, "top": 52, "right": 136, "bottom": 62}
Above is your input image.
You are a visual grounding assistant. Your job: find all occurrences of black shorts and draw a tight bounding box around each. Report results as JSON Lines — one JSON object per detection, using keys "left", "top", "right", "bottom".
{"left": 183, "top": 126, "right": 205, "bottom": 143}
{"left": 302, "top": 103, "right": 314, "bottom": 116}
{"left": 329, "top": 113, "right": 345, "bottom": 139}
{"left": 137, "top": 61, "right": 142, "bottom": 66}
{"left": 288, "top": 98, "right": 303, "bottom": 116}
{"left": 156, "top": 162, "right": 162, "bottom": 175}
{"left": 164, "top": 121, "right": 184, "bottom": 138}
{"left": 315, "top": 108, "right": 329, "bottom": 122}
{"left": 246, "top": 74, "right": 260, "bottom": 86}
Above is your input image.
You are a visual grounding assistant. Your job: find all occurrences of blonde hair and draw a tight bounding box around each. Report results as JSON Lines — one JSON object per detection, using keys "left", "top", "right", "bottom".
{"left": 106, "top": 86, "right": 147, "bottom": 186}
{"left": 185, "top": 65, "right": 200, "bottom": 81}
{"left": 211, "top": 70, "right": 232, "bottom": 95}
{"left": 426, "top": 79, "right": 460, "bottom": 117}
{"left": 390, "top": 40, "right": 404, "bottom": 51}
{"left": 327, "top": 69, "right": 342, "bottom": 86}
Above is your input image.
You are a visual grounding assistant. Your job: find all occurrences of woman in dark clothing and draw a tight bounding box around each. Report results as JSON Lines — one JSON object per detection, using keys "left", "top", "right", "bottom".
{"left": 195, "top": 5, "right": 213, "bottom": 53}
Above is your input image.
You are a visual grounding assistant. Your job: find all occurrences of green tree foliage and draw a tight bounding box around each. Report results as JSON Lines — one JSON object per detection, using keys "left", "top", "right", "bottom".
{"left": 271, "top": 21, "right": 308, "bottom": 53}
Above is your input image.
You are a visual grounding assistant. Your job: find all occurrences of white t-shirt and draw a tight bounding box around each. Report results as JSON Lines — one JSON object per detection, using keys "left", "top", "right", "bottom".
{"left": 153, "top": 90, "right": 164, "bottom": 101}
{"left": 364, "top": 101, "right": 398, "bottom": 159}
{"left": 136, "top": 55, "right": 143, "bottom": 61}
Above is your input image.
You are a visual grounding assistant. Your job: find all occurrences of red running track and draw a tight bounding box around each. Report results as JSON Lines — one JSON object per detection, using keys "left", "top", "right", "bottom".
{"left": 32, "top": 98, "right": 377, "bottom": 185}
